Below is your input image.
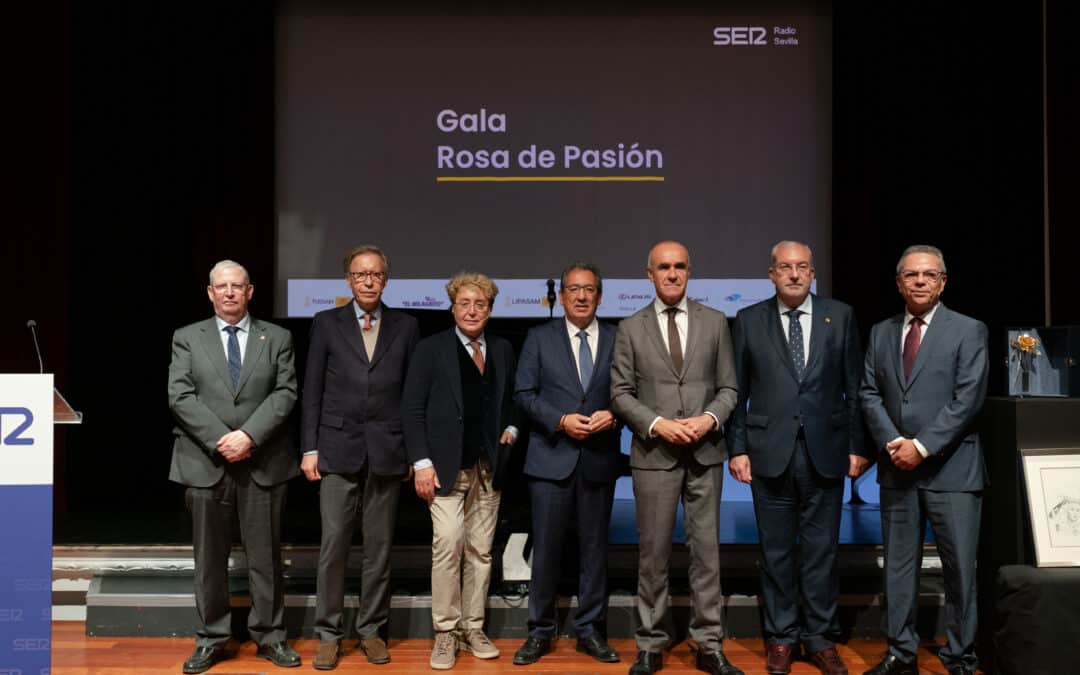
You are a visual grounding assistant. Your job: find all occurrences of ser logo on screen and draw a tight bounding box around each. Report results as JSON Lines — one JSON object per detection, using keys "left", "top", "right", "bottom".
{"left": 0, "top": 407, "right": 34, "bottom": 446}
{"left": 712, "top": 26, "right": 767, "bottom": 46}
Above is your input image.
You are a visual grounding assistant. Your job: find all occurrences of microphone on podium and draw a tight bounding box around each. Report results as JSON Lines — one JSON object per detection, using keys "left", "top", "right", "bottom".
{"left": 27, "top": 319, "right": 44, "bottom": 374}
{"left": 545, "top": 279, "right": 556, "bottom": 319}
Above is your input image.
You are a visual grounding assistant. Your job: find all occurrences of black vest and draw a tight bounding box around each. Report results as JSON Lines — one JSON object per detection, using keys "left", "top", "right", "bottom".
{"left": 457, "top": 339, "right": 495, "bottom": 468}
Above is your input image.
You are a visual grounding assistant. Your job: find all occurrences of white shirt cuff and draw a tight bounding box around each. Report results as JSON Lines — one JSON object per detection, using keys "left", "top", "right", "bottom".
{"left": 413, "top": 458, "right": 434, "bottom": 470}
{"left": 887, "top": 436, "right": 904, "bottom": 455}
{"left": 913, "top": 438, "right": 930, "bottom": 458}
{"left": 303, "top": 450, "right": 318, "bottom": 456}
{"left": 503, "top": 426, "right": 519, "bottom": 442}
{"left": 647, "top": 416, "right": 662, "bottom": 438}
{"left": 704, "top": 411, "right": 720, "bottom": 430}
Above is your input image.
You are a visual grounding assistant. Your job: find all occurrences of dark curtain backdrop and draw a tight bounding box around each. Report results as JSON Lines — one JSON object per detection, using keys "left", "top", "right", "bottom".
{"left": 3, "top": 1, "right": 1072, "bottom": 541}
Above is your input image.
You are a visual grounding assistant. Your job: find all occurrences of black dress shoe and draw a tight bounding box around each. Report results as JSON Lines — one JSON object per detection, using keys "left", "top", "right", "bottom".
{"left": 696, "top": 649, "right": 744, "bottom": 675}
{"left": 513, "top": 637, "right": 552, "bottom": 665}
{"left": 862, "top": 654, "right": 918, "bottom": 675}
{"left": 256, "top": 641, "right": 302, "bottom": 668}
{"left": 183, "top": 645, "right": 227, "bottom": 674}
{"left": 629, "top": 650, "right": 663, "bottom": 674}
{"left": 577, "top": 633, "right": 620, "bottom": 663}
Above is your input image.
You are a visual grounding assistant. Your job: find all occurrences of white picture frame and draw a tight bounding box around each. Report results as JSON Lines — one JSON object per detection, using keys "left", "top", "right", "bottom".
{"left": 1020, "top": 447, "right": 1080, "bottom": 567}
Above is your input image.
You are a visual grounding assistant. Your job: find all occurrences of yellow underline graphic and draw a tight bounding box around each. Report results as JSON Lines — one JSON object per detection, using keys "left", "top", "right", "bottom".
{"left": 436, "top": 176, "right": 665, "bottom": 183}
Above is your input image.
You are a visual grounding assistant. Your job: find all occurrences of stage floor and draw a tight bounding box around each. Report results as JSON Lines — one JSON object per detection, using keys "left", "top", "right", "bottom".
{"left": 51, "top": 621, "right": 977, "bottom": 674}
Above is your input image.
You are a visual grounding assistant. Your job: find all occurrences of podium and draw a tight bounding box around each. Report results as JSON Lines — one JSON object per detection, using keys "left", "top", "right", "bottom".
{"left": 0, "top": 375, "right": 80, "bottom": 675}
{"left": 976, "top": 397, "right": 1080, "bottom": 673}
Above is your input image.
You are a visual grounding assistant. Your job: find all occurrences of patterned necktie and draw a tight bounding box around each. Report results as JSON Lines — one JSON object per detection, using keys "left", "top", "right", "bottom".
{"left": 577, "top": 330, "right": 593, "bottom": 388}
{"left": 224, "top": 325, "right": 241, "bottom": 390}
{"left": 665, "top": 307, "right": 683, "bottom": 372}
{"left": 786, "top": 309, "right": 805, "bottom": 379}
{"left": 362, "top": 312, "right": 373, "bottom": 331}
{"left": 468, "top": 339, "right": 484, "bottom": 374}
{"left": 903, "top": 316, "right": 923, "bottom": 381}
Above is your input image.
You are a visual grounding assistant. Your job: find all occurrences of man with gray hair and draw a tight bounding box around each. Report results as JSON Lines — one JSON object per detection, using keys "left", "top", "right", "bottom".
{"left": 168, "top": 260, "right": 301, "bottom": 672}
{"left": 860, "top": 245, "right": 988, "bottom": 675}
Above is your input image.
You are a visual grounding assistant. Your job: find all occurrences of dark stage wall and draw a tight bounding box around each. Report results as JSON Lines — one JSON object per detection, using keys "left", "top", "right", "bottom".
{"left": 4, "top": 1, "right": 1075, "bottom": 541}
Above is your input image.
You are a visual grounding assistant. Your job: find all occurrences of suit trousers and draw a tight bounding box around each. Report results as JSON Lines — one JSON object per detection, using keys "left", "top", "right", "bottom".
{"left": 632, "top": 456, "right": 725, "bottom": 652}
{"left": 186, "top": 468, "right": 286, "bottom": 647}
{"left": 526, "top": 470, "right": 615, "bottom": 639}
{"left": 880, "top": 486, "right": 981, "bottom": 671}
{"left": 429, "top": 459, "right": 501, "bottom": 634}
{"left": 750, "top": 436, "right": 843, "bottom": 653}
{"left": 314, "top": 468, "right": 402, "bottom": 642}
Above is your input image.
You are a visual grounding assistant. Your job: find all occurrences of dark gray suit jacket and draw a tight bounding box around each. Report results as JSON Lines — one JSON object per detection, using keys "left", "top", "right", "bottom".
{"left": 729, "top": 295, "right": 867, "bottom": 479}
{"left": 610, "top": 299, "right": 738, "bottom": 469}
{"left": 301, "top": 303, "right": 419, "bottom": 477}
{"left": 514, "top": 319, "right": 621, "bottom": 483}
{"left": 859, "top": 303, "right": 989, "bottom": 491}
{"left": 168, "top": 316, "right": 298, "bottom": 488}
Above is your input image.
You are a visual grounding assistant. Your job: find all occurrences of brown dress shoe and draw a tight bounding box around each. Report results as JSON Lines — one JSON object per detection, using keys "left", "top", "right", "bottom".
{"left": 312, "top": 641, "right": 341, "bottom": 670}
{"left": 358, "top": 636, "right": 391, "bottom": 664}
{"left": 810, "top": 646, "right": 848, "bottom": 675}
{"left": 766, "top": 643, "right": 796, "bottom": 674}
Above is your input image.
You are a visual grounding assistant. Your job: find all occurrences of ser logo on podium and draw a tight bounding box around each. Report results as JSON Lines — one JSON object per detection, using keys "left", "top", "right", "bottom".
{"left": 0, "top": 408, "right": 34, "bottom": 446}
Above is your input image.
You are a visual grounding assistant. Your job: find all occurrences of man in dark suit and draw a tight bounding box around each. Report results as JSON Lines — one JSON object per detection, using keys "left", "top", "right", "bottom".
{"left": 860, "top": 245, "right": 988, "bottom": 675}
{"left": 610, "top": 241, "right": 741, "bottom": 675}
{"left": 168, "top": 260, "right": 301, "bottom": 673}
{"left": 402, "top": 271, "right": 518, "bottom": 671}
{"left": 728, "top": 241, "right": 869, "bottom": 675}
{"left": 301, "top": 245, "right": 419, "bottom": 670}
{"left": 512, "top": 262, "right": 621, "bottom": 666}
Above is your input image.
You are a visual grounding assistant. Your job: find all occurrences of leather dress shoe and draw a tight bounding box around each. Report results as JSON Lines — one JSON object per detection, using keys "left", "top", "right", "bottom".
{"left": 183, "top": 645, "right": 228, "bottom": 674}
{"left": 513, "top": 636, "right": 552, "bottom": 665}
{"left": 696, "top": 649, "right": 744, "bottom": 675}
{"left": 629, "top": 650, "right": 663, "bottom": 674}
{"left": 863, "top": 654, "right": 917, "bottom": 675}
{"left": 577, "top": 633, "right": 620, "bottom": 663}
{"left": 810, "top": 646, "right": 848, "bottom": 675}
{"left": 312, "top": 641, "right": 341, "bottom": 670}
{"left": 766, "top": 643, "right": 796, "bottom": 674}
{"left": 256, "top": 641, "right": 302, "bottom": 668}
{"left": 358, "top": 636, "right": 390, "bottom": 664}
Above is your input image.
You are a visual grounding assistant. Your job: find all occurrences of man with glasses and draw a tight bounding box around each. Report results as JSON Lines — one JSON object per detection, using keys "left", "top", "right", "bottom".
{"left": 860, "top": 245, "right": 988, "bottom": 675}
{"left": 168, "top": 260, "right": 300, "bottom": 673}
{"left": 728, "top": 241, "right": 868, "bottom": 675}
{"left": 403, "top": 271, "right": 518, "bottom": 670}
{"left": 512, "top": 262, "right": 621, "bottom": 666}
{"left": 301, "top": 245, "right": 419, "bottom": 670}
{"left": 610, "top": 241, "right": 741, "bottom": 675}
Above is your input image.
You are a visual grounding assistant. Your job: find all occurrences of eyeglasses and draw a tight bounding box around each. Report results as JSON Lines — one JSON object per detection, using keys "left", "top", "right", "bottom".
{"left": 454, "top": 300, "right": 491, "bottom": 313}
{"left": 563, "top": 285, "right": 599, "bottom": 296}
{"left": 348, "top": 271, "right": 387, "bottom": 283}
{"left": 900, "top": 270, "right": 944, "bottom": 284}
{"left": 211, "top": 283, "right": 249, "bottom": 295}
{"left": 773, "top": 263, "right": 812, "bottom": 275}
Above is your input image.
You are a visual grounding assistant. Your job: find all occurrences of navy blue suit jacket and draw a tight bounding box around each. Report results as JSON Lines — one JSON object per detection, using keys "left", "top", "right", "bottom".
{"left": 729, "top": 295, "right": 866, "bottom": 479}
{"left": 514, "top": 319, "right": 621, "bottom": 483}
{"left": 859, "top": 303, "right": 989, "bottom": 491}
{"left": 301, "top": 303, "right": 419, "bottom": 477}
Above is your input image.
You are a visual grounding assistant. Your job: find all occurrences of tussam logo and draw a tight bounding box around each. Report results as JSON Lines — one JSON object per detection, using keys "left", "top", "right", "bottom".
{"left": 712, "top": 26, "right": 767, "bottom": 46}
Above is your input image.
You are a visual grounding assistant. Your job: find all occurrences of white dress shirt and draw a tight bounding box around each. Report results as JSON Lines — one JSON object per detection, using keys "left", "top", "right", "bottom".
{"left": 215, "top": 313, "right": 250, "bottom": 364}
{"left": 777, "top": 294, "right": 812, "bottom": 359}
{"left": 646, "top": 296, "right": 719, "bottom": 436}
{"left": 565, "top": 317, "right": 600, "bottom": 382}
{"left": 889, "top": 301, "right": 942, "bottom": 458}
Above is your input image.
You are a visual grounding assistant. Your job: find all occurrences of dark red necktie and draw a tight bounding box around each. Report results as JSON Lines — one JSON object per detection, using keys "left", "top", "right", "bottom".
{"left": 903, "top": 317, "right": 923, "bottom": 381}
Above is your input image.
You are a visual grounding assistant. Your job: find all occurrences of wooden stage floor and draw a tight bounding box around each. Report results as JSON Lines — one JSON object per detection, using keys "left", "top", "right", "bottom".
{"left": 51, "top": 622, "right": 978, "bottom": 674}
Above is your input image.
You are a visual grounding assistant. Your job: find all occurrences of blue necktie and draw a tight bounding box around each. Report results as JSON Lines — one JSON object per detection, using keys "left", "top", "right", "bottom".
{"left": 785, "top": 309, "right": 805, "bottom": 379}
{"left": 225, "top": 325, "right": 242, "bottom": 390}
{"left": 577, "top": 330, "right": 593, "bottom": 388}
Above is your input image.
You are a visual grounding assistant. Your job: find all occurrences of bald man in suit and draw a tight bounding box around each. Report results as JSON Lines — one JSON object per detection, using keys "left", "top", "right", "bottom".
{"left": 168, "top": 260, "right": 300, "bottom": 673}
{"left": 610, "top": 241, "right": 741, "bottom": 675}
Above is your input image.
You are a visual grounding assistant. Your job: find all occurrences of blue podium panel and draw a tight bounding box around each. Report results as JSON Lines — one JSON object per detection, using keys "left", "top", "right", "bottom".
{"left": 0, "top": 375, "right": 54, "bottom": 675}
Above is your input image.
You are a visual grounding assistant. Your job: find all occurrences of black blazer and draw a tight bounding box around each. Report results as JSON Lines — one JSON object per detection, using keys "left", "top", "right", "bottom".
{"left": 514, "top": 319, "right": 621, "bottom": 483}
{"left": 728, "top": 295, "right": 867, "bottom": 479}
{"left": 402, "top": 328, "right": 517, "bottom": 494}
{"left": 301, "top": 302, "right": 419, "bottom": 476}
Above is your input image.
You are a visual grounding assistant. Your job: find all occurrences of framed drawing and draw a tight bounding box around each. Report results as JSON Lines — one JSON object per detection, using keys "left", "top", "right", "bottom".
{"left": 1020, "top": 447, "right": 1080, "bottom": 567}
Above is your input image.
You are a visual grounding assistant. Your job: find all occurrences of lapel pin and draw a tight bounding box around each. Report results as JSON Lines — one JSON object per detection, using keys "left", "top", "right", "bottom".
{"left": 824, "top": 317, "right": 831, "bottom": 324}
{"left": 260, "top": 335, "right": 266, "bottom": 340}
